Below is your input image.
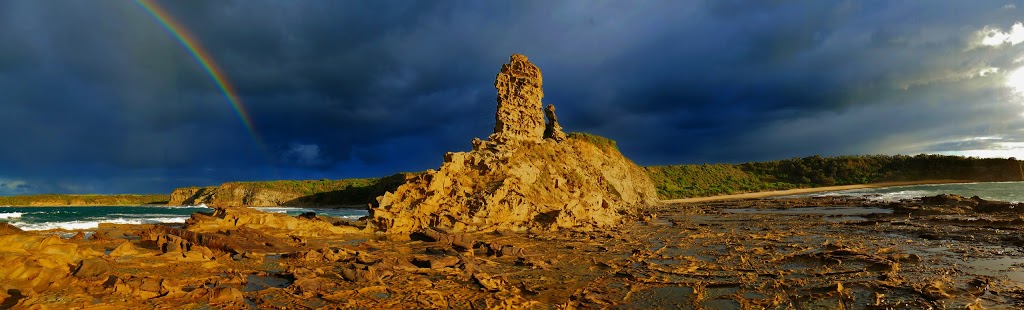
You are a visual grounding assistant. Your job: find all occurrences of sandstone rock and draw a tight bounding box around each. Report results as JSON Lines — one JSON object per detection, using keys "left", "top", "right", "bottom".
{"left": 920, "top": 281, "right": 956, "bottom": 300}
{"left": 112, "top": 276, "right": 172, "bottom": 299}
{"left": 544, "top": 104, "right": 567, "bottom": 142}
{"left": 0, "top": 222, "right": 22, "bottom": 235}
{"left": 0, "top": 233, "right": 103, "bottom": 294}
{"left": 291, "top": 277, "right": 329, "bottom": 297}
{"left": 492, "top": 54, "right": 546, "bottom": 143}
{"left": 421, "top": 228, "right": 477, "bottom": 250}
{"left": 369, "top": 54, "right": 659, "bottom": 234}
{"left": 340, "top": 263, "right": 381, "bottom": 283}
{"left": 185, "top": 206, "right": 360, "bottom": 237}
{"left": 73, "top": 258, "right": 110, "bottom": 278}
{"left": 142, "top": 225, "right": 292, "bottom": 257}
{"left": 168, "top": 186, "right": 213, "bottom": 206}
{"left": 179, "top": 286, "right": 244, "bottom": 304}
{"left": 498, "top": 245, "right": 526, "bottom": 257}
{"left": 286, "top": 247, "right": 355, "bottom": 263}
{"left": 209, "top": 287, "right": 244, "bottom": 303}
{"left": 472, "top": 272, "right": 507, "bottom": 292}
{"left": 428, "top": 256, "right": 460, "bottom": 269}
{"left": 109, "top": 241, "right": 141, "bottom": 258}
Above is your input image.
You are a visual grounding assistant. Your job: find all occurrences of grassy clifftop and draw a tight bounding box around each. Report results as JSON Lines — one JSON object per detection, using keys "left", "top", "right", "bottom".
{"left": 169, "top": 173, "right": 417, "bottom": 207}
{"left": 0, "top": 194, "right": 169, "bottom": 206}
{"left": 646, "top": 154, "right": 1024, "bottom": 199}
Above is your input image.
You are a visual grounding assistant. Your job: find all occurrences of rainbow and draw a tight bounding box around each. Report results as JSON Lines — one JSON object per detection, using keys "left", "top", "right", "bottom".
{"left": 134, "top": 0, "right": 265, "bottom": 151}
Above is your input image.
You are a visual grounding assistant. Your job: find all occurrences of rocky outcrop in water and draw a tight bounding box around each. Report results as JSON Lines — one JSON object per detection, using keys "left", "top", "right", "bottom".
{"left": 368, "top": 54, "right": 660, "bottom": 234}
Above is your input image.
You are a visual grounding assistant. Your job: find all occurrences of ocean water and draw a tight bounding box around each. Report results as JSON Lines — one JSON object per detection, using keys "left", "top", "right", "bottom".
{"left": 797, "top": 181, "right": 1024, "bottom": 203}
{"left": 0, "top": 204, "right": 368, "bottom": 231}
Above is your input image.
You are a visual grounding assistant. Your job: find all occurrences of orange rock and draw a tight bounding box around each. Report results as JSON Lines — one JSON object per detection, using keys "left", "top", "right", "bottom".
{"left": 0, "top": 222, "right": 20, "bottom": 235}
{"left": 72, "top": 258, "right": 110, "bottom": 278}
{"left": 209, "top": 287, "right": 244, "bottom": 303}
{"left": 369, "top": 54, "right": 659, "bottom": 234}
{"left": 0, "top": 233, "right": 102, "bottom": 294}
{"left": 184, "top": 206, "right": 361, "bottom": 237}
{"left": 109, "top": 241, "right": 141, "bottom": 258}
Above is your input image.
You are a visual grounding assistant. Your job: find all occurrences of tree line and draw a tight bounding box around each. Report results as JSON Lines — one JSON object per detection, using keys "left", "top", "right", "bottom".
{"left": 645, "top": 154, "right": 1023, "bottom": 199}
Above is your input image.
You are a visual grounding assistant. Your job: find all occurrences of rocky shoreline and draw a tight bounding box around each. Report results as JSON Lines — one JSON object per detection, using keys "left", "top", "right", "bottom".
{"left": 2, "top": 194, "right": 1023, "bottom": 308}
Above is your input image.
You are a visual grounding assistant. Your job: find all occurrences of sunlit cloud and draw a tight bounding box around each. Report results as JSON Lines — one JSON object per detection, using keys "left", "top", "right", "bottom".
{"left": 940, "top": 141, "right": 1024, "bottom": 159}
{"left": 980, "top": 67, "right": 1000, "bottom": 77}
{"left": 1007, "top": 66, "right": 1024, "bottom": 94}
{"left": 978, "top": 22, "right": 1024, "bottom": 46}
{"left": 1004, "top": 3, "right": 1017, "bottom": 10}
{"left": 929, "top": 136, "right": 1024, "bottom": 159}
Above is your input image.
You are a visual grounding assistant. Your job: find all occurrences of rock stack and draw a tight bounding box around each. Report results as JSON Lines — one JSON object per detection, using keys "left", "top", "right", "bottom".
{"left": 492, "top": 54, "right": 548, "bottom": 142}
{"left": 368, "top": 54, "right": 659, "bottom": 234}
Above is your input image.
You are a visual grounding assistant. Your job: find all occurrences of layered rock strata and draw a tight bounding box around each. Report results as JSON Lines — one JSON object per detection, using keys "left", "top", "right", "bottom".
{"left": 369, "top": 54, "right": 659, "bottom": 234}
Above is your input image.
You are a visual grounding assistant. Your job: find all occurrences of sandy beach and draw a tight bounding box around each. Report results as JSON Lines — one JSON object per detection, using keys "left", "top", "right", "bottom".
{"left": 663, "top": 179, "right": 970, "bottom": 204}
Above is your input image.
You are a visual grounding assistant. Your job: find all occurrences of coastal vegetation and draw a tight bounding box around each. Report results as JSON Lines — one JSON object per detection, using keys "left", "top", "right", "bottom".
{"left": 3, "top": 154, "right": 1021, "bottom": 205}
{"left": 168, "top": 173, "right": 416, "bottom": 207}
{"left": 0, "top": 194, "right": 168, "bottom": 206}
{"left": 567, "top": 132, "right": 618, "bottom": 153}
{"left": 646, "top": 154, "right": 1024, "bottom": 199}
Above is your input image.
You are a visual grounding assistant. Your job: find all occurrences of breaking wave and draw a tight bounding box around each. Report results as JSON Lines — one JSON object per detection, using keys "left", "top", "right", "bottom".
{"left": 0, "top": 212, "right": 23, "bottom": 219}
{"left": 10, "top": 216, "right": 191, "bottom": 231}
{"left": 799, "top": 181, "right": 1024, "bottom": 203}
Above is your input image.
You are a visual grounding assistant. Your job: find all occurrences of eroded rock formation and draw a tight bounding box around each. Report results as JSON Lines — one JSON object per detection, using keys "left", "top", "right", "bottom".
{"left": 184, "top": 206, "right": 361, "bottom": 237}
{"left": 544, "top": 104, "right": 567, "bottom": 142}
{"left": 369, "top": 54, "right": 659, "bottom": 234}
{"left": 492, "top": 54, "right": 547, "bottom": 143}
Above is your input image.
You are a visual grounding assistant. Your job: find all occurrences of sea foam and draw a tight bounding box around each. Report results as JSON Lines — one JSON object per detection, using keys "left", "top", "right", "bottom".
{"left": 0, "top": 212, "right": 23, "bottom": 219}
{"left": 10, "top": 216, "right": 191, "bottom": 231}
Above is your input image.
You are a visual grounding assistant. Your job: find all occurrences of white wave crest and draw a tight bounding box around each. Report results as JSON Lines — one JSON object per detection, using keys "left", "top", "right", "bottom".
{"left": 11, "top": 216, "right": 191, "bottom": 231}
{"left": 162, "top": 203, "right": 209, "bottom": 209}
{"left": 252, "top": 207, "right": 366, "bottom": 220}
{"left": 253, "top": 207, "right": 311, "bottom": 214}
{"left": 0, "top": 212, "right": 23, "bottom": 219}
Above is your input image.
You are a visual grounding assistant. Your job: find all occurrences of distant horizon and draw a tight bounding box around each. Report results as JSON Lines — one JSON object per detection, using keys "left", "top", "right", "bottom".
{"left": 3, "top": 1, "right": 1024, "bottom": 195}
{"left": 0, "top": 152, "right": 1020, "bottom": 196}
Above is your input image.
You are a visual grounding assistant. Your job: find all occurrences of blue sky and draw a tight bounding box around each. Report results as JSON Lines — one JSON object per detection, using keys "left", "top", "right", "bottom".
{"left": 2, "top": 1, "right": 1024, "bottom": 194}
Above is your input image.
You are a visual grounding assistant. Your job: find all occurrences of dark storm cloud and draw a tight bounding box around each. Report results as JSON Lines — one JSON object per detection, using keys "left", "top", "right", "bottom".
{"left": 1, "top": 0, "right": 1024, "bottom": 194}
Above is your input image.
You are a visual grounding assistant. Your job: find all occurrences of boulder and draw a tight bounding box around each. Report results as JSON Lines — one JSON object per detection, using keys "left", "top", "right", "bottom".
{"left": 0, "top": 222, "right": 22, "bottom": 235}
{"left": 112, "top": 276, "right": 171, "bottom": 299}
{"left": 109, "top": 241, "right": 141, "bottom": 258}
{"left": 209, "top": 287, "right": 244, "bottom": 303}
{"left": 73, "top": 258, "right": 110, "bottom": 278}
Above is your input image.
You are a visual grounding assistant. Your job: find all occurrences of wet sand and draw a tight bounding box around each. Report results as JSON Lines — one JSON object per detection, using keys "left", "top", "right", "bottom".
{"left": 663, "top": 179, "right": 969, "bottom": 203}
